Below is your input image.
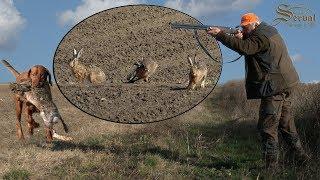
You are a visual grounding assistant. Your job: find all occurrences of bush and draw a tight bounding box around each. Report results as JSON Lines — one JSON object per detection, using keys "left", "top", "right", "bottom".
{"left": 213, "top": 79, "right": 259, "bottom": 119}
{"left": 291, "top": 83, "right": 320, "bottom": 153}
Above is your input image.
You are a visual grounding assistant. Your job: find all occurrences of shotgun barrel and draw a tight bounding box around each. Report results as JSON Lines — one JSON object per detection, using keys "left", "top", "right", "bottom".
{"left": 170, "top": 22, "right": 238, "bottom": 34}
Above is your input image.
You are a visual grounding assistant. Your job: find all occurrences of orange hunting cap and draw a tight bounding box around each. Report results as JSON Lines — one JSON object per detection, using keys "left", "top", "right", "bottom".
{"left": 240, "top": 13, "right": 259, "bottom": 26}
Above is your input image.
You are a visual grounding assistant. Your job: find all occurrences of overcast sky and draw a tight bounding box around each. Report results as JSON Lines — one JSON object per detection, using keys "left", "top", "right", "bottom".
{"left": 0, "top": 0, "right": 319, "bottom": 84}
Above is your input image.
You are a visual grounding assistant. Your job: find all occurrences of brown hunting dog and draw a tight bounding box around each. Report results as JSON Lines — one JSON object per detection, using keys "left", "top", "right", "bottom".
{"left": 1, "top": 60, "right": 53, "bottom": 142}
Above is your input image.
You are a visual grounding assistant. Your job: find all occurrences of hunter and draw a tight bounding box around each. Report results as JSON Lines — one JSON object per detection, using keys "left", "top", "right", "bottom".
{"left": 207, "top": 13, "right": 309, "bottom": 169}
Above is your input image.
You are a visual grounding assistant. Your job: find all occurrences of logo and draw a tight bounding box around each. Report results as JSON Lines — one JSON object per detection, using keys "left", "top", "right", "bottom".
{"left": 273, "top": 4, "right": 316, "bottom": 27}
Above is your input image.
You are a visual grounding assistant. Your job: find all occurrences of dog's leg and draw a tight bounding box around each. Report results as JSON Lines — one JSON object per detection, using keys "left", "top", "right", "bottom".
{"left": 26, "top": 103, "right": 40, "bottom": 128}
{"left": 25, "top": 105, "right": 39, "bottom": 136}
{"left": 25, "top": 107, "right": 34, "bottom": 136}
{"left": 45, "top": 125, "right": 53, "bottom": 143}
{"left": 14, "top": 95, "right": 24, "bottom": 140}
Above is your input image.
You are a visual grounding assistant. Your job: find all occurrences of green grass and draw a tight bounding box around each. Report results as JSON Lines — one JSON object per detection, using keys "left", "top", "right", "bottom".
{"left": 3, "top": 169, "right": 31, "bottom": 180}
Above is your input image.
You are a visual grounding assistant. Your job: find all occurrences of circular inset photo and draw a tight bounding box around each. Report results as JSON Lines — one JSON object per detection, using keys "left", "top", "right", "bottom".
{"left": 53, "top": 5, "right": 222, "bottom": 123}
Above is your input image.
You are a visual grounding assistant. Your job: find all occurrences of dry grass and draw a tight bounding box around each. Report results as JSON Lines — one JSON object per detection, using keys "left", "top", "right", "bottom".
{"left": 0, "top": 84, "right": 229, "bottom": 179}
{"left": 212, "top": 80, "right": 260, "bottom": 119}
{"left": 0, "top": 85, "right": 138, "bottom": 177}
{"left": 1, "top": 82, "right": 319, "bottom": 179}
{"left": 291, "top": 83, "right": 320, "bottom": 154}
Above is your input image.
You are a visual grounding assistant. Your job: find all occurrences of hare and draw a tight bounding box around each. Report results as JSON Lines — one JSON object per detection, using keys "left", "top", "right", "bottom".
{"left": 69, "top": 48, "right": 106, "bottom": 85}
{"left": 127, "top": 58, "right": 158, "bottom": 83}
{"left": 187, "top": 55, "right": 208, "bottom": 90}
{"left": 10, "top": 81, "right": 72, "bottom": 142}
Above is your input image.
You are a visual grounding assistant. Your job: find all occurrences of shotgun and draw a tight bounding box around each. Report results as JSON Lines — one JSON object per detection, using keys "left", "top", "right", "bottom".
{"left": 170, "top": 22, "right": 239, "bottom": 34}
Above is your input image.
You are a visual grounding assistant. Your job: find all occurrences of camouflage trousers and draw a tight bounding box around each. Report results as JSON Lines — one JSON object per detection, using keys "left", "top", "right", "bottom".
{"left": 257, "top": 90, "right": 304, "bottom": 157}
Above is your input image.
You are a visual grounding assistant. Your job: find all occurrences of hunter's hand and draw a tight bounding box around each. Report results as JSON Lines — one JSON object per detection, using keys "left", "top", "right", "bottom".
{"left": 207, "top": 27, "right": 221, "bottom": 36}
{"left": 235, "top": 29, "right": 243, "bottom": 39}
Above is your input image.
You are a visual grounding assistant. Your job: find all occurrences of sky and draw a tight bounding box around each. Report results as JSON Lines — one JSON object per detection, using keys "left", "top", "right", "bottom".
{"left": 0, "top": 0, "right": 319, "bottom": 84}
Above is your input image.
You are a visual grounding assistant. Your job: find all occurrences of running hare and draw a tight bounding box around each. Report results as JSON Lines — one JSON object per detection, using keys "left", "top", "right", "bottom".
{"left": 127, "top": 58, "right": 158, "bottom": 83}
{"left": 70, "top": 49, "right": 106, "bottom": 84}
{"left": 187, "top": 56, "right": 208, "bottom": 90}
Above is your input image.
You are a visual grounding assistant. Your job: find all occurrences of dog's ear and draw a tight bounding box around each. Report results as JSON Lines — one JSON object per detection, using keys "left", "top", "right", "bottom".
{"left": 46, "top": 69, "right": 52, "bottom": 86}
